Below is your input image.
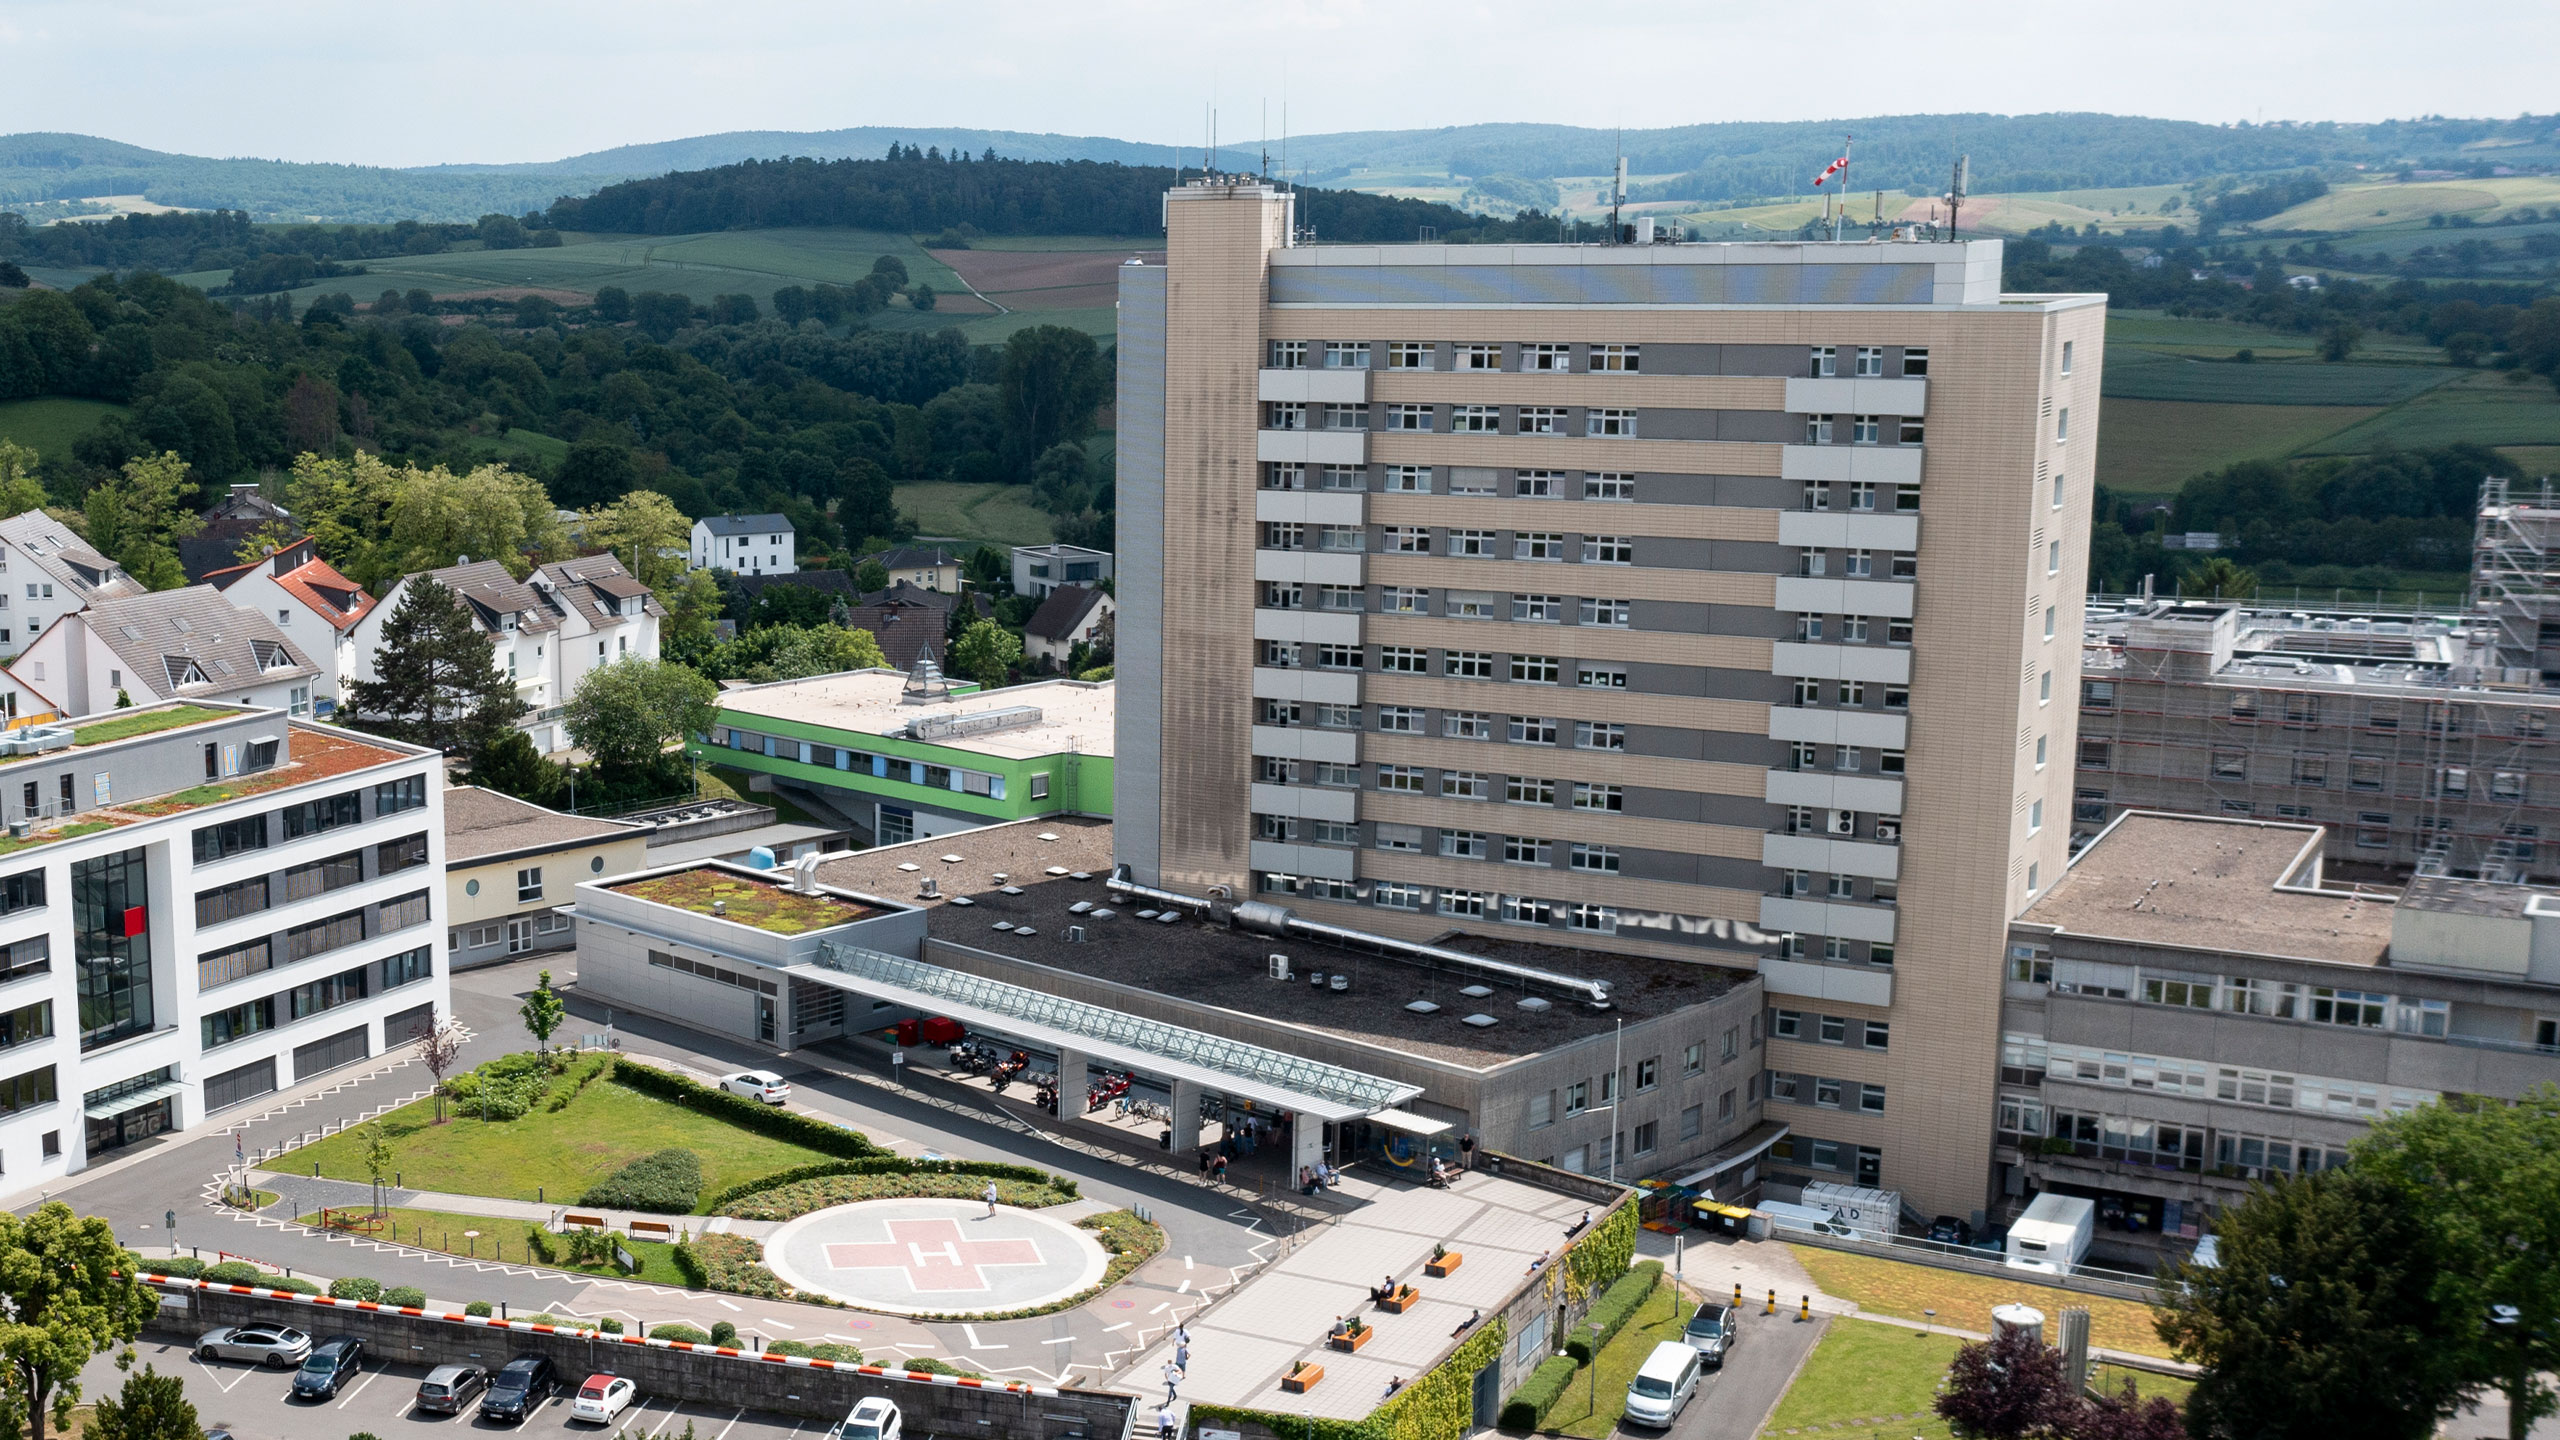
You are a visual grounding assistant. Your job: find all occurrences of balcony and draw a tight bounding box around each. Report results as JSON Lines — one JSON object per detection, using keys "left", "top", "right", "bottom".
{"left": 1769, "top": 706, "right": 1909, "bottom": 750}
{"left": 1775, "top": 575, "right": 1915, "bottom": 619}
{"left": 1248, "top": 782, "right": 1357, "bottom": 823}
{"left": 1780, "top": 444, "right": 1923, "bottom": 487}
{"left": 1765, "top": 769, "right": 1905, "bottom": 814}
{"left": 1762, "top": 832, "right": 1901, "bottom": 881}
{"left": 1758, "top": 957, "right": 1894, "bottom": 1007}
{"left": 1784, "top": 376, "right": 1927, "bottom": 415}
{"left": 1777, "top": 511, "right": 1920, "bottom": 550}
{"left": 1249, "top": 840, "right": 1357, "bottom": 881}
{"left": 1260, "top": 368, "right": 1372, "bottom": 405}
{"left": 1758, "top": 895, "right": 1897, "bottom": 944}
{"left": 1768, "top": 642, "right": 1913, "bottom": 685}
{"left": 1258, "top": 429, "right": 1368, "bottom": 466}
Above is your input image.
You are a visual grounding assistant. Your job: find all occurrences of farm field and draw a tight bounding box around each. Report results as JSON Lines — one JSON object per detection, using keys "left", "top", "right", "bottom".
{"left": 2261, "top": 175, "right": 2560, "bottom": 232}
{"left": 0, "top": 396, "right": 128, "bottom": 463}
{"left": 2101, "top": 349, "right": 2455, "bottom": 406}
{"left": 893, "top": 481, "right": 1055, "bottom": 548}
{"left": 930, "top": 246, "right": 1147, "bottom": 313}
{"left": 2098, "top": 398, "right": 2381, "bottom": 496}
{"left": 2298, "top": 371, "right": 2560, "bottom": 454}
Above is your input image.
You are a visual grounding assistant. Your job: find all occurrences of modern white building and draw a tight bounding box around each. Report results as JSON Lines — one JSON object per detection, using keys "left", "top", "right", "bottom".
{"left": 1010, "top": 543, "right": 1113, "bottom": 598}
{"left": 0, "top": 700, "right": 448, "bottom": 1186}
{"left": 348, "top": 557, "right": 662, "bottom": 755}
{"left": 692, "top": 514, "right": 796, "bottom": 575}
{"left": 0, "top": 510, "right": 147, "bottom": 655}
{"left": 203, "top": 539, "right": 378, "bottom": 712}
{"left": 7, "top": 587, "right": 321, "bottom": 720}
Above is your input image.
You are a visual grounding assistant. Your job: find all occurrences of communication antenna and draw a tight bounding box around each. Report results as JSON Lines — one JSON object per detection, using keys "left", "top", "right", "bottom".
{"left": 1260, "top": 97, "right": 1269, "bottom": 180}
{"left": 1947, "top": 154, "right": 1969, "bottom": 239}
{"left": 1610, "top": 139, "right": 1627, "bottom": 244}
{"left": 1871, "top": 189, "right": 1884, "bottom": 238}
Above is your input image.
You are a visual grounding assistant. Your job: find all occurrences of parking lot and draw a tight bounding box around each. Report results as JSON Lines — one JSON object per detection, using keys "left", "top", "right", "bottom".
{"left": 111, "top": 1332, "right": 829, "bottom": 1440}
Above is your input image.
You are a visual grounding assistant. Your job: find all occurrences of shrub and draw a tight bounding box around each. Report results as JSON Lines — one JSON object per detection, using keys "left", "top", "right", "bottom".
{"left": 670, "top": 1241, "right": 707, "bottom": 1290}
{"left": 724, "top": 1171, "right": 1072, "bottom": 1221}
{"left": 547, "top": 1053, "right": 614, "bottom": 1111}
{"left": 327, "top": 1277, "right": 383, "bottom": 1302}
{"left": 1566, "top": 1260, "right": 1662, "bottom": 1364}
{"left": 809, "top": 1343, "right": 862, "bottom": 1363}
{"left": 148, "top": 1256, "right": 205, "bottom": 1279}
{"left": 709, "top": 1321, "right": 739, "bottom": 1348}
{"left": 465, "top": 1301, "right": 493, "bottom": 1317}
{"left": 691, "top": 1233, "right": 790, "bottom": 1299}
{"left": 203, "top": 1261, "right": 263, "bottom": 1285}
{"left": 384, "top": 1286, "right": 425, "bottom": 1308}
{"left": 900, "top": 1357, "right": 983, "bottom": 1379}
{"left": 704, "top": 1157, "right": 1074, "bottom": 1214}
{"left": 264, "top": 1275, "right": 319, "bottom": 1295}
{"left": 1501, "top": 1354, "right": 1580, "bottom": 1430}
{"left": 524, "top": 1228, "right": 557, "bottom": 1264}
{"left": 599, "top": 1317, "right": 624, "bottom": 1334}
{"left": 608, "top": 1066, "right": 879, "bottom": 1158}
{"left": 582, "top": 1147, "right": 703, "bottom": 1211}
{"left": 648, "top": 1322, "right": 712, "bottom": 1344}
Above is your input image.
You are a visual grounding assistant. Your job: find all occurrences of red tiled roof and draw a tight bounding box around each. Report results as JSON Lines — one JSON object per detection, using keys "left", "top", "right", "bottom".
{"left": 275, "top": 556, "right": 378, "bottom": 631}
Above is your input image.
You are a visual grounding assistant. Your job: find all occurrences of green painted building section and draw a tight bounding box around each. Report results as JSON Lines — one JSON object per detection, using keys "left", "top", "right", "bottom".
{"left": 691, "top": 711, "right": 1113, "bottom": 825}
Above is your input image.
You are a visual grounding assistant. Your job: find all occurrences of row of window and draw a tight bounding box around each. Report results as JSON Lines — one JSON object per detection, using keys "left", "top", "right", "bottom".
{"left": 1260, "top": 586, "right": 1638, "bottom": 626}
{"left": 1262, "top": 465, "right": 1640, "bottom": 499}
{"left": 2009, "top": 1032, "right": 2436, "bottom": 1116}
{"left": 2009, "top": 955, "right": 2456, "bottom": 1036}
{"left": 193, "top": 785, "right": 393, "bottom": 864}
{"left": 1800, "top": 415, "right": 1923, "bottom": 446}
{"left": 198, "top": 889, "right": 431, "bottom": 991}
{"left": 1775, "top": 934, "right": 1897, "bottom": 967}
{"left": 201, "top": 946, "right": 434, "bottom": 1050}
{"left": 2008, "top": 1098, "right": 2352, "bottom": 1181}
{"left": 1783, "top": 742, "right": 1910, "bottom": 776}
{"left": 646, "top": 948, "right": 781, "bottom": 996}
{"left": 1804, "top": 481, "right": 1923, "bottom": 513}
{"left": 1522, "top": 1029, "right": 1755, "bottom": 1132}
{"left": 1770, "top": 1008, "right": 1890, "bottom": 1050}
{"left": 2083, "top": 680, "right": 2556, "bottom": 741}
{"left": 712, "top": 730, "right": 1030, "bottom": 801}
{"left": 1765, "top": 1134, "right": 1885, "bottom": 1187}
{"left": 1259, "top": 523, "right": 1638, "bottom": 563}
{"left": 1269, "top": 340, "right": 1648, "bottom": 372}
{"left": 1268, "top": 402, "right": 1644, "bottom": 437}
{"left": 1767, "top": 1070, "right": 1888, "bottom": 1114}
{"left": 1797, "top": 549, "right": 1917, "bottom": 579}
{"left": 1791, "top": 615, "right": 1917, "bottom": 646}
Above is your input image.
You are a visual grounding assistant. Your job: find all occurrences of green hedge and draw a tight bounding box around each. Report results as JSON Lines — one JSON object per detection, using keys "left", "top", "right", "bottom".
{"left": 327, "top": 1277, "right": 384, "bottom": 1302}
{"left": 384, "top": 1286, "right": 425, "bottom": 1308}
{"left": 701, "top": 1156, "right": 1073, "bottom": 1213}
{"left": 609, "top": 1066, "right": 880, "bottom": 1158}
{"left": 1566, "top": 1260, "right": 1661, "bottom": 1364}
{"left": 582, "top": 1147, "right": 704, "bottom": 1210}
{"left": 202, "top": 1261, "right": 316, "bottom": 1294}
{"left": 670, "top": 1240, "right": 707, "bottom": 1289}
{"left": 145, "top": 1256, "right": 205, "bottom": 1279}
{"left": 648, "top": 1322, "right": 711, "bottom": 1344}
{"left": 1497, "top": 1355, "right": 1580, "bottom": 1433}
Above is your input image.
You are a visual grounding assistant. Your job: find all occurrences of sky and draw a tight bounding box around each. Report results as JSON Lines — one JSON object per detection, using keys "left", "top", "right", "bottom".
{"left": 0, "top": 0, "right": 2549, "bottom": 168}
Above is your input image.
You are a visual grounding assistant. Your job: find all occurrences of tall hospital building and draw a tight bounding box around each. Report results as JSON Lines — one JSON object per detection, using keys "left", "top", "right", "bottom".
{"left": 1115, "top": 179, "right": 2104, "bottom": 1220}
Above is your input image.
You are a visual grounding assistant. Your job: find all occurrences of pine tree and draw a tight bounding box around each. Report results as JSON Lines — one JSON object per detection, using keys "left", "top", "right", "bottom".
{"left": 343, "top": 577, "right": 525, "bottom": 761}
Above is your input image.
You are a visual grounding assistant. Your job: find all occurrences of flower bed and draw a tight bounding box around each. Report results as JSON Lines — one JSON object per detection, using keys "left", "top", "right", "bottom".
{"left": 723, "top": 1170, "right": 1076, "bottom": 1221}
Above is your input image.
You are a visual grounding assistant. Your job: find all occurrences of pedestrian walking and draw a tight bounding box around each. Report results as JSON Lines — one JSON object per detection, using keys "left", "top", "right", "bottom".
{"left": 1157, "top": 1406, "right": 1178, "bottom": 1440}
{"left": 1211, "top": 1154, "right": 1228, "bottom": 1182}
{"left": 1174, "top": 1320, "right": 1192, "bottom": 1346}
{"left": 984, "top": 1181, "right": 1000, "bottom": 1217}
{"left": 1198, "top": 1150, "right": 1212, "bottom": 1179}
{"left": 1176, "top": 1340, "right": 1191, "bottom": 1371}
{"left": 1162, "top": 1361, "right": 1184, "bottom": 1403}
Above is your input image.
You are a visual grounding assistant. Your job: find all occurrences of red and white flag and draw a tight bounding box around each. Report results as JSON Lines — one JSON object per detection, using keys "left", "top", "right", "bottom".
{"left": 1812, "top": 154, "right": 1849, "bottom": 187}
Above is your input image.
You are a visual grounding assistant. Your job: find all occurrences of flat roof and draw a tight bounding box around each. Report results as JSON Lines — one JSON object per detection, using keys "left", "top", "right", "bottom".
{"left": 609, "top": 866, "right": 893, "bottom": 934}
{"left": 2396, "top": 874, "right": 2552, "bottom": 919}
{"left": 713, "top": 671, "right": 1114, "bottom": 761}
{"left": 2021, "top": 811, "right": 2394, "bottom": 967}
{"left": 810, "top": 818, "right": 1750, "bottom": 1069}
{"left": 443, "top": 785, "right": 647, "bottom": 865}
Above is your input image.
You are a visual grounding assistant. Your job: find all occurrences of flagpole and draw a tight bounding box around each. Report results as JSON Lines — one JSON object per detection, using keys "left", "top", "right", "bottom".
{"left": 1833, "top": 135, "right": 1852, "bottom": 242}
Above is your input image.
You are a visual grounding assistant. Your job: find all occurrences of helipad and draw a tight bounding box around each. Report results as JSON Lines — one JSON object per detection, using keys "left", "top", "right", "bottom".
{"left": 762, "top": 1198, "right": 1111, "bottom": 1315}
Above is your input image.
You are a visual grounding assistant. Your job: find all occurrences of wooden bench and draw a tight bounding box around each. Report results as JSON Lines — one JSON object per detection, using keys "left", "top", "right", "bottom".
{"left": 1281, "top": 1363, "right": 1324, "bottom": 1393}
{"left": 561, "top": 1213, "right": 606, "bottom": 1231}
{"left": 629, "top": 1220, "right": 675, "bottom": 1240}
{"left": 1378, "top": 1285, "right": 1421, "bottom": 1314}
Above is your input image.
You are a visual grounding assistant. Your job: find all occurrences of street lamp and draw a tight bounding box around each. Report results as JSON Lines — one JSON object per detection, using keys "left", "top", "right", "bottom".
{"left": 1585, "top": 1319, "right": 1606, "bottom": 1418}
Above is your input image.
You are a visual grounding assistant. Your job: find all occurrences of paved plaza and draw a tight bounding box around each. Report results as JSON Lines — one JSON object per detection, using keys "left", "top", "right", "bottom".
{"left": 1122, "top": 1168, "right": 1591, "bottom": 1419}
{"left": 764, "top": 1198, "right": 1110, "bottom": 1315}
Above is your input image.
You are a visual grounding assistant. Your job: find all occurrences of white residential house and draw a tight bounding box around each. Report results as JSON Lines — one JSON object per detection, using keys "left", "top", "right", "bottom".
{"left": 202, "top": 538, "right": 378, "bottom": 712}
{"left": 1021, "top": 584, "right": 1115, "bottom": 668}
{"left": 1010, "top": 543, "right": 1113, "bottom": 598}
{"left": 691, "top": 514, "right": 795, "bottom": 575}
{"left": 863, "top": 546, "right": 962, "bottom": 593}
{"left": 348, "top": 557, "right": 662, "bottom": 755}
{"left": 6, "top": 586, "right": 320, "bottom": 719}
{"left": 0, "top": 511, "right": 147, "bottom": 655}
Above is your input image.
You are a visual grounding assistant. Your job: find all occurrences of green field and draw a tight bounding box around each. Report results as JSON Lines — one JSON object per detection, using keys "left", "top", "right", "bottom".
{"left": 2298, "top": 372, "right": 2560, "bottom": 454}
{"left": 1762, "top": 1321, "right": 1964, "bottom": 1440}
{"left": 2099, "top": 398, "right": 2381, "bottom": 496}
{"left": 893, "top": 482, "right": 1056, "bottom": 547}
{"left": 468, "top": 427, "right": 571, "bottom": 467}
{"left": 2102, "top": 349, "right": 2455, "bottom": 406}
{"left": 2262, "top": 175, "right": 2560, "bottom": 232}
{"left": 0, "top": 397, "right": 128, "bottom": 464}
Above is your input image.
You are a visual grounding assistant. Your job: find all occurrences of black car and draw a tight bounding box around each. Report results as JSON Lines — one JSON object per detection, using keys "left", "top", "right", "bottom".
{"left": 1927, "top": 1215, "right": 1976, "bottom": 1247}
{"left": 291, "top": 1335, "right": 364, "bottom": 1400}
{"left": 417, "top": 1364, "right": 490, "bottom": 1414}
{"left": 480, "top": 1354, "right": 557, "bottom": 1424}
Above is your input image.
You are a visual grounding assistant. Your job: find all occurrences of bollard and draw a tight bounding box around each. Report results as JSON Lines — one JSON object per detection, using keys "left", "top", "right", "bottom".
{"left": 1733, "top": 1283, "right": 1743, "bottom": 1307}
{"left": 1799, "top": 1295, "right": 1810, "bottom": 1322}
{"left": 1765, "top": 1289, "right": 1776, "bottom": 1316}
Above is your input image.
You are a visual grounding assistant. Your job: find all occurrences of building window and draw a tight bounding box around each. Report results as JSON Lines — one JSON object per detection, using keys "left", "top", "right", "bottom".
{"left": 73, "top": 849, "right": 153, "bottom": 1051}
{"left": 375, "top": 775, "right": 427, "bottom": 814}
{"left": 192, "top": 814, "right": 269, "bottom": 863}
{"left": 1583, "top": 536, "right": 1634, "bottom": 565}
{"left": 1387, "top": 342, "right": 1433, "bottom": 370}
{"left": 517, "top": 867, "right": 544, "bottom": 903}
{"left": 1587, "top": 409, "right": 1637, "bottom": 438}
{"left": 1859, "top": 1084, "right": 1887, "bottom": 1114}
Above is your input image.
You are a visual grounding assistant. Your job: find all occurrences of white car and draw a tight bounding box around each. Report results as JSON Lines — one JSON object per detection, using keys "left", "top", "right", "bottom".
{"left": 570, "top": 1374, "right": 637, "bottom": 1424}
{"left": 721, "top": 1070, "right": 791, "bottom": 1105}
{"left": 195, "top": 1324, "right": 312, "bottom": 1367}
{"left": 829, "top": 1397, "right": 901, "bottom": 1440}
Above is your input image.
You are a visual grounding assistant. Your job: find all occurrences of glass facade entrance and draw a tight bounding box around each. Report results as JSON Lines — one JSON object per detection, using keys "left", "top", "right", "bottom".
{"left": 75, "top": 848, "right": 152, "bottom": 1050}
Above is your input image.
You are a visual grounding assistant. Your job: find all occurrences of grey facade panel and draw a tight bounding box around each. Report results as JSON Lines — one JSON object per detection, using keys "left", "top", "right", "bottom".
{"left": 1271, "top": 262, "right": 1937, "bottom": 308}
{"left": 1114, "top": 264, "right": 1168, "bottom": 885}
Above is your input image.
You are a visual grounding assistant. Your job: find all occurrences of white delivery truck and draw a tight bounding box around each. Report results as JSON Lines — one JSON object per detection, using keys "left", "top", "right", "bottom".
{"left": 2005, "top": 1193, "right": 2096, "bottom": 1276}
{"left": 1800, "top": 1182, "right": 1903, "bottom": 1241}
{"left": 1756, "top": 1199, "right": 1858, "bottom": 1239}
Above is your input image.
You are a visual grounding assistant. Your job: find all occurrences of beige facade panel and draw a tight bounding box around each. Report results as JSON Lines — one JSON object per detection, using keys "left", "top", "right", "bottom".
{"left": 1360, "top": 790, "right": 1767, "bottom": 859}
{"left": 1365, "top": 615, "right": 1772, "bottom": 671}
{"left": 1360, "top": 733, "right": 1770, "bottom": 797}
{"left": 1369, "top": 555, "right": 1777, "bottom": 606}
{"left": 1369, "top": 373, "right": 1789, "bottom": 409}
{"left": 1262, "top": 307, "right": 2028, "bottom": 347}
{"left": 1368, "top": 495, "right": 1782, "bottom": 543}
{"left": 1364, "top": 675, "right": 1768, "bottom": 733}
{"left": 1371, "top": 434, "right": 1781, "bottom": 476}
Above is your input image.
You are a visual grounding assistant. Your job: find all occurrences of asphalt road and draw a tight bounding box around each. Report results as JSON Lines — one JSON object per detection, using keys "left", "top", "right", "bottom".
{"left": 90, "top": 1333, "right": 826, "bottom": 1440}
{"left": 35, "top": 953, "right": 1282, "bottom": 1387}
{"left": 1656, "top": 1309, "right": 1824, "bottom": 1440}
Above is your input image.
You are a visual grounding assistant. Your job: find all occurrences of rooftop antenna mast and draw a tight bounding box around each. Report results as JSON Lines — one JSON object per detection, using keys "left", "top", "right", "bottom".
{"left": 1609, "top": 132, "right": 1626, "bottom": 244}
{"left": 1260, "top": 97, "right": 1269, "bottom": 180}
{"left": 1946, "top": 154, "right": 1969, "bottom": 240}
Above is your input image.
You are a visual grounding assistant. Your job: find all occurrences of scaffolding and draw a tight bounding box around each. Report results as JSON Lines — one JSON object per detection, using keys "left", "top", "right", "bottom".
{"left": 2470, "top": 477, "right": 2560, "bottom": 679}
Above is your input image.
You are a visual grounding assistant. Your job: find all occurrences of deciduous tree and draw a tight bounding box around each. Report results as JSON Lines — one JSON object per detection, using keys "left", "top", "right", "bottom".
{"left": 995, "top": 325, "right": 1107, "bottom": 467}
{"left": 520, "top": 970, "right": 566, "bottom": 1053}
{"left": 563, "top": 658, "right": 717, "bottom": 774}
{"left": 0, "top": 1202, "right": 159, "bottom": 1440}
{"left": 86, "top": 1365, "right": 201, "bottom": 1440}
{"left": 83, "top": 451, "right": 202, "bottom": 590}
{"left": 0, "top": 440, "right": 49, "bottom": 515}
{"left": 469, "top": 728, "right": 563, "bottom": 806}
{"left": 1934, "top": 1326, "right": 2075, "bottom": 1440}
{"left": 948, "top": 617, "right": 1021, "bottom": 691}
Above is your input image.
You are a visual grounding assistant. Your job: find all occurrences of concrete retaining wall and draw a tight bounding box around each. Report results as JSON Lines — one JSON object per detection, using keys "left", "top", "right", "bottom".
{"left": 160, "top": 1282, "right": 1133, "bottom": 1440}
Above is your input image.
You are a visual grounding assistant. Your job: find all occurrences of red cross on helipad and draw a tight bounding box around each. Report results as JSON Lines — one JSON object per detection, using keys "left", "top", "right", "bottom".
{"left": 821, "top": 1218, "right": 1043, "bottom": 1292}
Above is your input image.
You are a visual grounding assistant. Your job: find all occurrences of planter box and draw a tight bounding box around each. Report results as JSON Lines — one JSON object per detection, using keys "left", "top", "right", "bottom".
{"left": 1379, "top": 1287, "right": 1421, "bottom": 1314}
{"left": 1425, "top": 1252, "right": 1462, "bottom": 1277}
{"left": 1282, "top": 1365, "right": 1324, "bottom": 1393}
{"left": 1328, "top": 1326, "right": 1373, "bottom": 1353}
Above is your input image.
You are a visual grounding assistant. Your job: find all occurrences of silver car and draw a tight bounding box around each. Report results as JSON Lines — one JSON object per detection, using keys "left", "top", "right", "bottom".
{"left": 196, "top": 1324, "right": 312, "bottom": 1367}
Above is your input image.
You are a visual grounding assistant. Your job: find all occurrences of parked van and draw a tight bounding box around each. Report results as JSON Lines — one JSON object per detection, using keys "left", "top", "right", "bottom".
{"left": 1623, "top": 1341, "right": 1703, "bottom": 1428}
{"left": 1758, "top": 1199, "right": 1857, "bottom": 1239}
{"left": 2005, "top": 1193, "right": 2096, "bottom": 1276}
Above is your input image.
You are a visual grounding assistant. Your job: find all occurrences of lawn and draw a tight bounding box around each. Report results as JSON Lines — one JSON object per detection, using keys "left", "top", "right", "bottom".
{"left": 1762, "top": 1320, "right": 1963, "bottom": 1440}
{"left": 610, "top": 866, "right": 887, "bottom": 932}
{"left": 2097, "top": 398, "right": 2379, "bottom": 497}
{"left": 2260, "top": 175, "right": 2560, "bottom": 232}
{"left": 0, "top": 397, "right": 128, "bottom": 465}
{"left": 2101, "top": 349, "right": 2454, "bottom": 406}
{"left": 301, "top": 1203, "right": 684, "bottom": 1279}
{"left": 894, "top": 481, "right": 1057, "bottom": 547}
{"left": 1783, "top": 1245, "right": 2172, "bottom": 1358}
{"left": 288, "top": 1073, "right": 839, "bottom": 1209}
{"left": 2093, "top": 1364, "right": 2193, "bottom": 1407}
{"left": 1542, "top": 1280, "right": 1697, "bottom": 1439}
{"left": 469, "top": 427, "right": 570, "bottom": 466}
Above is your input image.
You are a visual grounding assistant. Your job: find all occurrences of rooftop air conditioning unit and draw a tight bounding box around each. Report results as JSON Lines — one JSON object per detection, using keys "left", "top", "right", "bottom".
{"left": 1067, "top": 925, "right": 1088, "bottom": 943}
{"left": 918, "top": 877, "right": 940, "bottom": 898}
{"left": 1826, "top": 809, "right": 1855, "bottom": 836}
{"left": 1268, "top": 953, "right": 1291, "bottom": 980}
